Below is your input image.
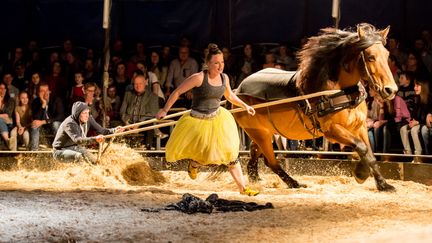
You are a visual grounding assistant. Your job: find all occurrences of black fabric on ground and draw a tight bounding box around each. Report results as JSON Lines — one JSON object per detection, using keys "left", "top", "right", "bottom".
{"left": 141, "top": 193, "right": 273, "bottom": 214}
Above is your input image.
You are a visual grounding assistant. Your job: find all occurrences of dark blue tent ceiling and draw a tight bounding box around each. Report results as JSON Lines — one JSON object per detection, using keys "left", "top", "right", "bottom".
{"left": 0, "top": 0, "right": 431, "bottom": 53}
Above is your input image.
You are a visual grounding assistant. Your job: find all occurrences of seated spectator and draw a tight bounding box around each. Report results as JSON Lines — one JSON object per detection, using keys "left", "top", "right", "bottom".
{"left": 0, "top": 82, "right": 15, "bottom": 149}
{"left": 14, "top": 61, "right": 30, "bottom": 91}
{"left": 164, "top": 46, "right": 199, "bottom": 107}
{"left": 29, "top": 83, "right": 65, "bottom": 150}
{"left": 366, "top": 89, "right": 381, "bottom": 152}
{"left": 105, "top": 85, "right": 122, "bottom": 127}
{"left": 9, "top": 91, "right": 31, "bottom": 150}
{"left": 45, "top": 61, "right": 68, "bottom": 99}
{"left": 113, "top": 61, "right": 130, "bottom": 99}
{"left": 52, "top": 101, "right": 122, "bottom": 164}
{"left": 275, "top": 44, "right": 296, "bottom": 71}
{"left": 70, "top": 71, "right": 85, "bottom": 105}
{"left": 400, "top": 78, "right": 432, "bottom": 156}
{"left": 374, "top": 94, "right": 411, "bottom": 153}
{"left": 262, "top": 52, "right": 276, "bottom": 69}
{"left": 28, "top": 71, "right": 42, "bottom": 101}
{"left": 2, "top": 71, "right": 19, "bottom": 103}
{"left": 78, "top": 82, "right": 103, "bottom": 125}
{"left": 120, "top": 74, "right": 159, "bottom": 148}
{"left": 148, "top": 51, "right": 168, "bottom": 89}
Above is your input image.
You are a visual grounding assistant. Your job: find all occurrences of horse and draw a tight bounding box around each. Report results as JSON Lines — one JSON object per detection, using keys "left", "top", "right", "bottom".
{"left": 232, "top": 23, "right": 398, "bottom": 191}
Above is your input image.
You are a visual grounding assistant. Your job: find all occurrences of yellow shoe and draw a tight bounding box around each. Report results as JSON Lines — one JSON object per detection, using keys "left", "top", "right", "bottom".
{"left": 188, "top": 162, "right": 198, "bottom": 180}
{"left": 241, "top": 187, "right": 260, "bottom": 196}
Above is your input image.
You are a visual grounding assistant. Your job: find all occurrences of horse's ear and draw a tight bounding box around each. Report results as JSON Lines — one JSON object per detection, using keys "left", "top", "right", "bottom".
{"left": 380, "top": 26, "right": 390, "bottom": 39}
{"left": 357, "top": 25, "right": 366, "bottom": 39}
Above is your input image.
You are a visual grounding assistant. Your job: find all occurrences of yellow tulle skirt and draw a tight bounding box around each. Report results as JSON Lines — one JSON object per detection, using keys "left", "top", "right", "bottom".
{"left": 165, "top": 107, "right": 240, "bottom": 165}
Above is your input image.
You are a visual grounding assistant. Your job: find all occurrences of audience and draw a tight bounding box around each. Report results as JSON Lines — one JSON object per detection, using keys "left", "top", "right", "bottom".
{"left": 1, "top": 29, "right": 431, "bottom": 157}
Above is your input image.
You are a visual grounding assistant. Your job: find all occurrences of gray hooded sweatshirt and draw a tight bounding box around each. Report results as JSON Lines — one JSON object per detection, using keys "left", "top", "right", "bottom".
{"left": 52, "top": 101, "right": 114, "bottom": 150}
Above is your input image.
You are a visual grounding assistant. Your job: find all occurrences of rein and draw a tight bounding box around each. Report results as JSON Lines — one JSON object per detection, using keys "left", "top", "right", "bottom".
{"left": 360, "top": 46, "right": 381, "bottom": 92}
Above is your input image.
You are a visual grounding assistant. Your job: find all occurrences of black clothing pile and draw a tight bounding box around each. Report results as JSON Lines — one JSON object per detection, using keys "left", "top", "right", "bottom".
{"left": 141, "top": 193, "right": 273, "bottom": 214}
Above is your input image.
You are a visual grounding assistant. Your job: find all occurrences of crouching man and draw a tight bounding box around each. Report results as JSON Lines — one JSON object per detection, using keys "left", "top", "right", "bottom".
{"left": 52, "top": 101, "right": 123, "bottom": 164}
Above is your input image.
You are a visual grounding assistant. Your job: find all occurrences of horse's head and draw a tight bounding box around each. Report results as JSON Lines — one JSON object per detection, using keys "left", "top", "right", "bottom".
{"left": 358, "top": 24, "right": 398, "bottom": 100}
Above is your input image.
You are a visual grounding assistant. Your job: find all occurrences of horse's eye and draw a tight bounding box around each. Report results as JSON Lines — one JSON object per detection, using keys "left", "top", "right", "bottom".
{"left": 368, "top": 55, "right": 376, "bottom": 62}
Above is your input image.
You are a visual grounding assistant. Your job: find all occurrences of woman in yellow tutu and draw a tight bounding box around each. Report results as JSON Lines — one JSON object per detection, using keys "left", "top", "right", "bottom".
{"left": 155, "top": 43, "right": 259, "bottom": 196}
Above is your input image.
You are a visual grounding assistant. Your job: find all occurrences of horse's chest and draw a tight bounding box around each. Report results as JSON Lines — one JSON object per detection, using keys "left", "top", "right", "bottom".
{"left": 319, "top": 105, "right": 367, "bottom": 131}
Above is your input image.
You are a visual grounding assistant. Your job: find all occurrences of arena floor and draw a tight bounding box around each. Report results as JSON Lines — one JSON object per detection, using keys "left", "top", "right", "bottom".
{"left": 1, "top": 144, "right": 431, "bottom": 242}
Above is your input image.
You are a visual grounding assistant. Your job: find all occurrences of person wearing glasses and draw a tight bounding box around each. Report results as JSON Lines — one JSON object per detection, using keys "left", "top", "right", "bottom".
{"left": 164, "top": 46, "right": 198, "bottom": 108}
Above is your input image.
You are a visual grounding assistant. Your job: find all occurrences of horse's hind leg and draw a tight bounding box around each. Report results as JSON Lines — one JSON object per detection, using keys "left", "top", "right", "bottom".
{"left": 324, "top": 124, "right": 395, "bottom": 191}
{"left": 248, "top": 141, "right": 261, "bottom": 182}
{"left": 247, "top": 129, "right": 303, "bottom": 188}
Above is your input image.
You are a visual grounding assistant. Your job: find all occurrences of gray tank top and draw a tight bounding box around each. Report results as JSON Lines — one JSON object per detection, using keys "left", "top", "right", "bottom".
{"left": 191, "top": 71, "right": 226, "bottom": 114}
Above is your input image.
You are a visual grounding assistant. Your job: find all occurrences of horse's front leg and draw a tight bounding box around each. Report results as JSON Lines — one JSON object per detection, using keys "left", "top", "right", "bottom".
{"left": 247, "top": 129, "right": 304, "bottom": 188}
{"left": 324, "top": 124, "right": 395, "bottom": 192}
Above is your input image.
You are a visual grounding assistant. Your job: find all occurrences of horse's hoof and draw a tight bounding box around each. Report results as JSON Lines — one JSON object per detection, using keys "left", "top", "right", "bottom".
{"left": 248, "top": 175, "right": 261, "bottom": 183}
{"left": 287, "top": 181, "right": 307, "bottom": 189}
{"left": 353, "top": 163, "right": 370, "bottom": 184}
{"left": 377, "top": 182, "right": 396, "bottom": 192}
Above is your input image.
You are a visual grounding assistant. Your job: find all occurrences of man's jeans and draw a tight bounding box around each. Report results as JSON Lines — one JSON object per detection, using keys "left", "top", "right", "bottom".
{"left": 53, "top": 145, "right": 97, "bottom": 164}
{"left": 29, "top": 121, "right": 61, "bottom": 150}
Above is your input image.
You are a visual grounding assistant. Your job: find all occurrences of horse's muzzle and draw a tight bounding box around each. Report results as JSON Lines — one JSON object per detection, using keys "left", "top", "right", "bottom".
{"left": 380, "top": 86, "right": 397, "bottom": 100}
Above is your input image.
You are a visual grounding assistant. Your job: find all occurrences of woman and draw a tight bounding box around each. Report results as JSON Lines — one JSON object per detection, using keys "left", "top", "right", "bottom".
{"left": 0, "top": 82, "right": 15, "bottom": 149}
{"left": 156, "top": 43, "right": 259, "bottom": 196}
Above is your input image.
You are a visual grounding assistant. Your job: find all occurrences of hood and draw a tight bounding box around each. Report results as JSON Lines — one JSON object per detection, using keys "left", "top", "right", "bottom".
{"left": 71, "top": 101, "right": 89, "bottom": 121}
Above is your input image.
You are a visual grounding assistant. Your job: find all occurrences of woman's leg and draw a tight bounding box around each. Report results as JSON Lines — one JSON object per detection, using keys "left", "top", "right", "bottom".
{"left": 399, "top": 124, "right": 412, "bottom": 154}
{"left": 228, "top": 160, "right": 259, "bottom": 196}
{"left": 421, "top": 125, "right": 430, "bottom": 154}
{"left": 228, "top": 162, "right": 246, "bottom": 191}
{"left": 410, "top": 124, "right": 422, "bottom": 155}
{"left": 368, "top": 128, "right": 376, "bottom": 153}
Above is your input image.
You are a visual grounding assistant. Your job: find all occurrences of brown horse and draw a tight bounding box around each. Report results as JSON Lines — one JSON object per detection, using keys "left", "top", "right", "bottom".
{"left": 233, "top": 23, "right": 398, "bottom": 191}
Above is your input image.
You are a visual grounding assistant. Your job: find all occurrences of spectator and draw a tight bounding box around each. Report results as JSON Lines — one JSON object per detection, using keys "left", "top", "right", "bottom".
{"left": 105, "top": 85, "right": 122, "bottom": 127}
{"left": 235, "top": 43, "right": 261, "bottom": 88}
{"left": 83, "top": 58, "right": 99, "bottom": 83}
{"left": 78, "top": 82, "right": 102, "bottom": 124}
{"left": 397, "top": 71, "right": 417, "bottom": 114}
{"left": 0, "top": 82, "right": 15, "bottom": 150}
{"left": 112, "top": 61, "right": 130, "bottom": 99}
{"left": 120, "top": 74, "right": 159, "bottom": 148}
{"left": 9, "top": 91, "right": 31, "bottom": 150}
{"left": 2, "top": 71, "right": 19, "bottom": 102}
{"left": 262, "top": 52, "right": 277, "bottom": 69}
{"left": 275, "top": 44, "right": 296, "bottom": 71}
{"left": 29, "top": 83, "right": 65, "bottom": 150}
{"left": 45, "top": 61, "right": 68, "bottom": 99}
{"left": 400, "top": 78, "right": 431, "bottom": 156}
{"left": 164, "top": 46, "right": 199, "bottom": 104}
{"left": 28, "top": 71, "right": 42, "bottom": 101}
{"left": 70, "top": 71, "right": 85, "bottom": 105}
{"left": 221, "top": 47, "right": 237, "bottom": 88}
{"left": 148, "top": 51, "right": 168, "bottom": 89}
{"left": 14, "top": 61, "right": 29, "bottom": 91}
{"left": 366, "top": 88, "right": 381, "bottom": 152}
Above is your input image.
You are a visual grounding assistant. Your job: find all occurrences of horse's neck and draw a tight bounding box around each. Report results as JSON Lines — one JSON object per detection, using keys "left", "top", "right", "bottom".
{"left": 335, "top": 69, "right": 362, "bottom": 90}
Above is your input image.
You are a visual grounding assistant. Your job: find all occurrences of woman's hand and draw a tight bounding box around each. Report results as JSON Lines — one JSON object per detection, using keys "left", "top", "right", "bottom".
{"left": 245, "top": 105, "right": 255, "bottom": 116}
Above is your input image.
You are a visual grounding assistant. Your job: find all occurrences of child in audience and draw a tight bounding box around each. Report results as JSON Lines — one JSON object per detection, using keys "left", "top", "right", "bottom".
{"left": 10, "top": 91, "right": 31, "bottom": 150}
{"left": 70, "top": 71, "right": 85, "bottom": 104}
